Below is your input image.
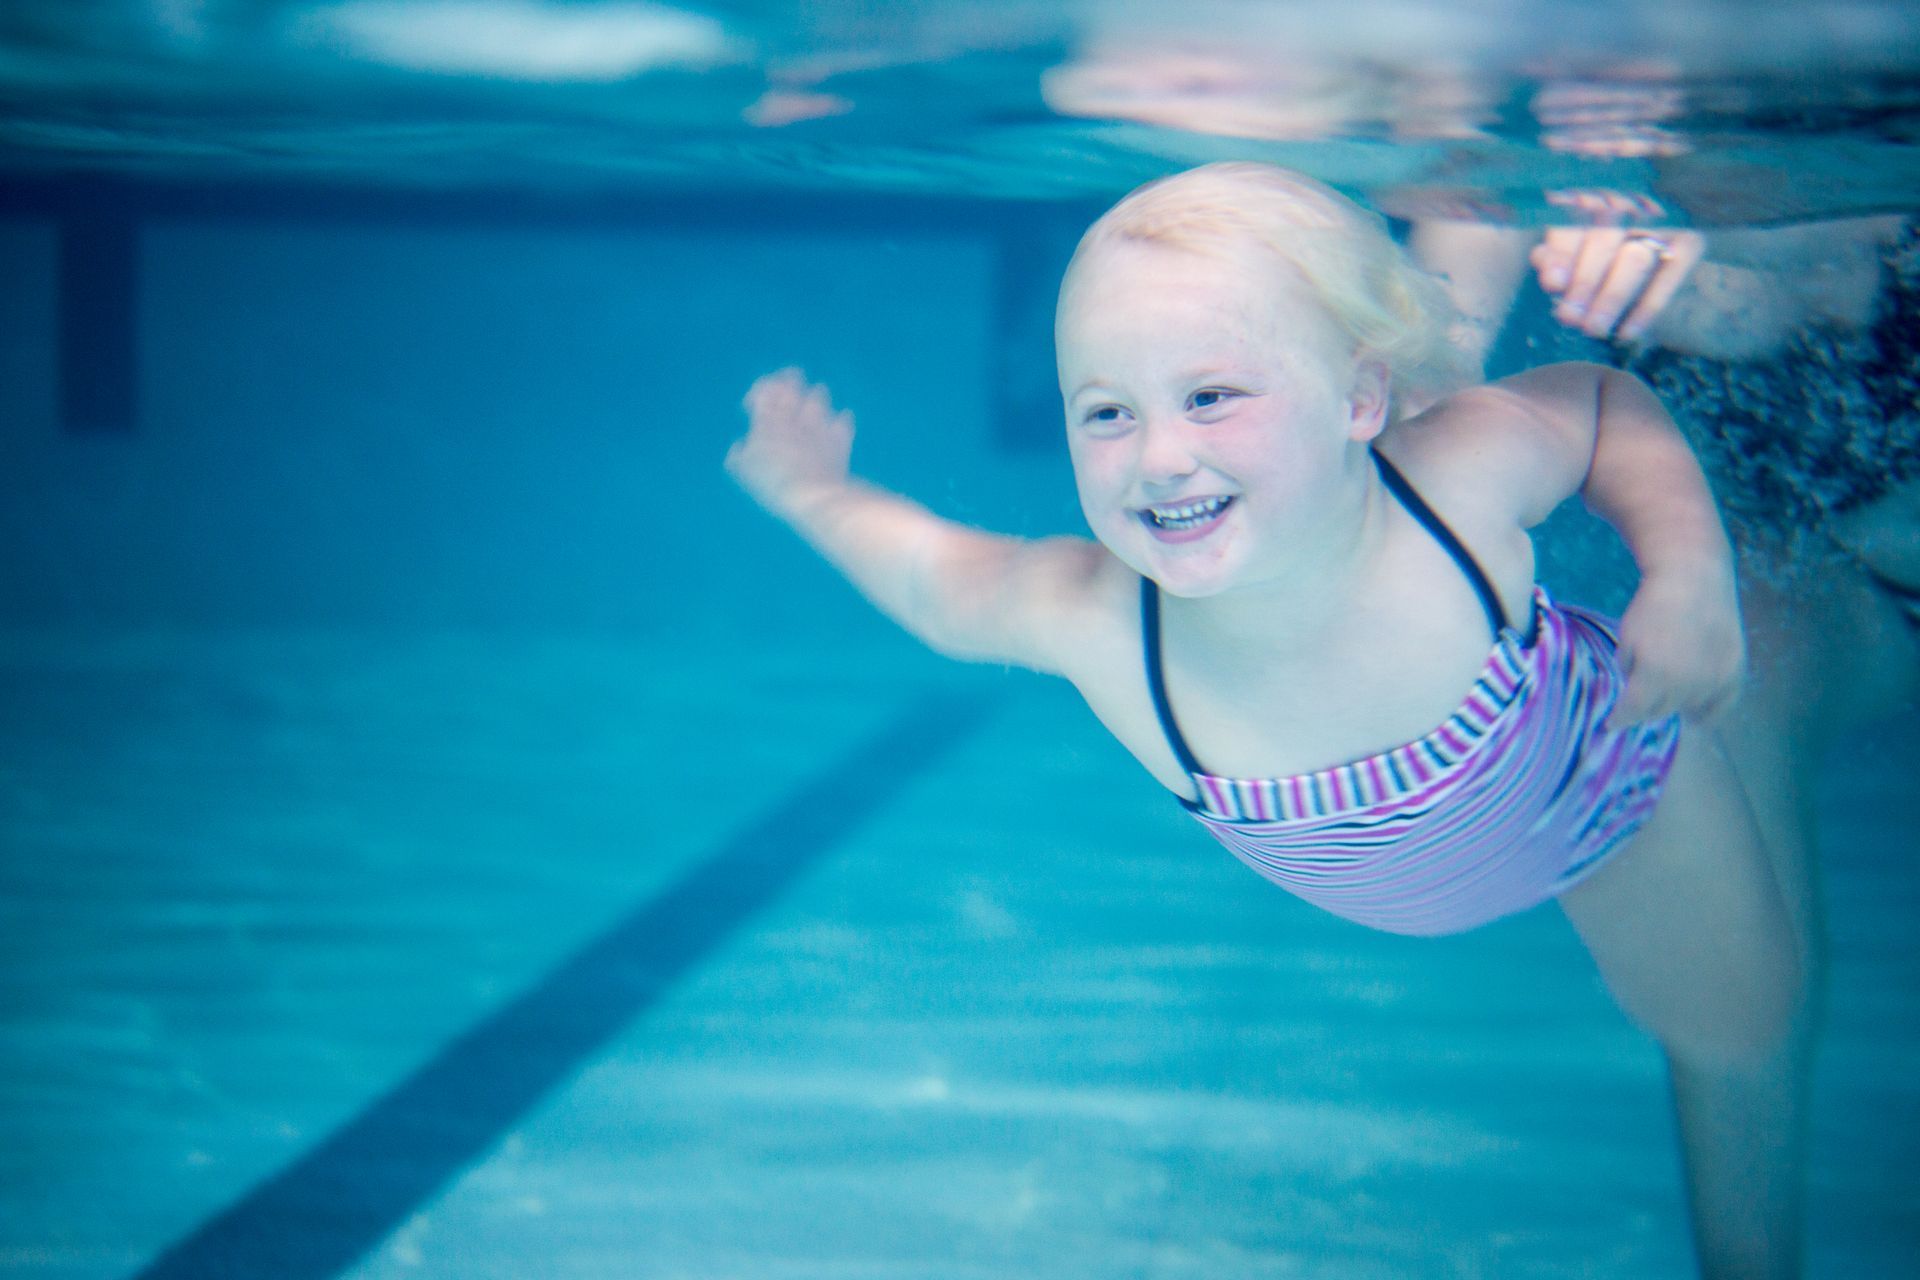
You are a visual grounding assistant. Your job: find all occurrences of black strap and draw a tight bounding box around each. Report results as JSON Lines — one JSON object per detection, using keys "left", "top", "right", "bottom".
{"left": 1139, "top": 450, "right": 1520, "bottom": 782}
{"left": 1140, "top": 576, "right": 1208, "bottom": 778}
{"left": 1369, "top": 449, "right": 1511, "bottom": 638}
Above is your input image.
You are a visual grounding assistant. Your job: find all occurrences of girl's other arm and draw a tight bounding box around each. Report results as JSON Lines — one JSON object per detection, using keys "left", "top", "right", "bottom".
{"left": 727, "top": 368, "right": 1093, "bottom": 672}
{"left": 1473, "top": 362, "right": 1743, "bottom": 724}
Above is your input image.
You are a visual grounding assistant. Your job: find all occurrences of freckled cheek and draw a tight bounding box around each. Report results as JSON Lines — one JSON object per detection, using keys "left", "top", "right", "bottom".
{"left": 1067, "top": 443, "right": 1131, "bottom": 515}
{"left": 1072, "top": 487, "right": 1148, "bottom": 557}
{"left": 1074, "top": 484, "right": 1135, "bottom": 540}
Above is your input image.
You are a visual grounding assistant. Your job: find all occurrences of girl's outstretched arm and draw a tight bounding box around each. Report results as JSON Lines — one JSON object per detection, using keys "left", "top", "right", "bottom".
{"left": 1466, "top": 361, "right": 1745, "bottom": 725}
{"left": 727, "top": 368, "right": 1097, "bottom": 672}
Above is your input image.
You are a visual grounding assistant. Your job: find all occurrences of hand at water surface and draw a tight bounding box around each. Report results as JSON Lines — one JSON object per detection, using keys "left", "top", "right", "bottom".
{"left": 729, "top": 368, "right": 856, "bottom": 515}
{"left": 1532, "top": 224, "right": 1706, "bottom": 343}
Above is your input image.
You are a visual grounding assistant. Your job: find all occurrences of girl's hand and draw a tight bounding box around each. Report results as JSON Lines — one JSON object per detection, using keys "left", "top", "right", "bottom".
{"left": 1608, "top": 564, "right": 1746, "bottom": 729}
{"left": 727, "top": 368, "right": 856, "bottom": 513}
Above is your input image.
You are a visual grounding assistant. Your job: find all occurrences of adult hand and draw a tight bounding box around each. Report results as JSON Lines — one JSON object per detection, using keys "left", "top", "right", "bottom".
{"left": 1532, "top": 219, "right": 1706, "bottom": 344}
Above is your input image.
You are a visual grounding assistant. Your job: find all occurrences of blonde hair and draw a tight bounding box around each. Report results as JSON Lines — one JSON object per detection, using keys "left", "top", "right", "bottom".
{"left": 1061, "top": 162, "right": 1474, "bottom": 417}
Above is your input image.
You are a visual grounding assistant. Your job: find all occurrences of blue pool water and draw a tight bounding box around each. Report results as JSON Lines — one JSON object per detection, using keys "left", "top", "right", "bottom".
{"left": 2, "top": 3, "right": 1918, "bottom": 1277}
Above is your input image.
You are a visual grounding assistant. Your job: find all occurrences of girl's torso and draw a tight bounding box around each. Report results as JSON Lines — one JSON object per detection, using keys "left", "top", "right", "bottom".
{"left": 1052, "top": 430, "right": 1538, "bottom": 803}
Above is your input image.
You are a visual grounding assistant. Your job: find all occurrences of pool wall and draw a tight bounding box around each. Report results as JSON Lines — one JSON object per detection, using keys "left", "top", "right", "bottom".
{"left": 0, "top": 205, "right": 1082, "bottom": 635}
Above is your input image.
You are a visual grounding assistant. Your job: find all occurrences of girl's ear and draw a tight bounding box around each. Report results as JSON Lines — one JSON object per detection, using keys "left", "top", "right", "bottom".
{"left": 1346, "top": 357, "right": 1391, "bottom": 442}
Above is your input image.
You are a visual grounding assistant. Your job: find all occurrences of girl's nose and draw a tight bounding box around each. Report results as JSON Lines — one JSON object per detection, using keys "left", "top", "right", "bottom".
{"left": 1137, "top": 415, "right": 1199, "bottom": 487}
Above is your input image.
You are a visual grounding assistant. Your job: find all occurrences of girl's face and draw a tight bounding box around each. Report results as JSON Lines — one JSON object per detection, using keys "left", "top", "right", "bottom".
{"left": 1055, "top": 238, "right": 1386, "bottom": 599}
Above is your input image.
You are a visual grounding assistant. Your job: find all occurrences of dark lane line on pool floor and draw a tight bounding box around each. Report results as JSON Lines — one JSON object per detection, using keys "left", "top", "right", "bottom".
{"left": 130, "top": 688, "right": 998, "bottom": 1280}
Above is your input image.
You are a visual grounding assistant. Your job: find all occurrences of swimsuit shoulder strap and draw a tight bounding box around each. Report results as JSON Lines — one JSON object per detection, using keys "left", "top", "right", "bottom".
{"left": 1369, "top": 448, "right": 1511, "bottom": 638}
{"left": 1143, "top": 453, "right": 1517, "bottom": 782}
{"left": 1141, "top": 576, "right": 1209, "bottom": 778}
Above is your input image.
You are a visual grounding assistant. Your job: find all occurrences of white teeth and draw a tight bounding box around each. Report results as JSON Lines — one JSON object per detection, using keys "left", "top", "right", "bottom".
{"left": 1145, "top": 496, "right": 1232, "bottom": 528}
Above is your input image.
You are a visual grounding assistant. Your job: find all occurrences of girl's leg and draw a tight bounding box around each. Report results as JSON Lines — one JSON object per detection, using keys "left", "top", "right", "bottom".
{"left": 1558, "top": 726, "right": 1806, "bottom": 1280}
{"left": 1594, "top": 540, "right": 1916, "bottom": 1279}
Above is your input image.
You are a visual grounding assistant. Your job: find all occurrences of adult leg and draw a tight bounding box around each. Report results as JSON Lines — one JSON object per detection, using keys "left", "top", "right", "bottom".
{"left": 1830, "top": 479, "right": 1920, "bottom": 692}
{"left": 1613, "top": 537, "right": 1920, "bottom": 1279}
{"left": 1831, "top": 476, "right": 1920, "bottom": 593}
{"left": 1717, "top": 539, "right": 1920, "bottom": 1024}
{"left": 1559, "top": 725, "right": 1805, "bottom": 1279}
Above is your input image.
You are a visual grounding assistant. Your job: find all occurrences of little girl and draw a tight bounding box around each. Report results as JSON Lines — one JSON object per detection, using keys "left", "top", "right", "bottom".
{"left": 727, "top": 163, "right": 1807, "bottom": 1279}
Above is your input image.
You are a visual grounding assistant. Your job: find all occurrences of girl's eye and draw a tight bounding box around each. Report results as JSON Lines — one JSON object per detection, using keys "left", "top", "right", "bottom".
{"left": 1082, "top": 405, "right": 1130, "bottom": 427}
{"left": 1190, "top": 388, "right": 1236, "bottom": 411}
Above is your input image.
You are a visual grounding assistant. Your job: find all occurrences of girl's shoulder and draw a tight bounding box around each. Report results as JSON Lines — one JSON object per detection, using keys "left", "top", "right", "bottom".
{"left": 1379, "top": 385, "right": 1548, "bottom": 515}
{"left": 1384, "top": 365, "right": 1604, "bottom": 531}
{"left": 998, "top": 535, "right": 1142, "bottom": 678}
{"left": 1375, "top": 404, "right": 1544, "bottom": 625}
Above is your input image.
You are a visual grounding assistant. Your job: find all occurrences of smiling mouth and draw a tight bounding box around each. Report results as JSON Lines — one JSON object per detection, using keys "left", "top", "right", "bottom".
{"left": 1140, "top": 495, "right": 1235, "bottom": 531}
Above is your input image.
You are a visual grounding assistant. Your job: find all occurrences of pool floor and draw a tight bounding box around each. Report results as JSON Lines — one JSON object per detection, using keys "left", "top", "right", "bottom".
{"left": 1, "top": 627, "right": 1915, "bottom": 1278}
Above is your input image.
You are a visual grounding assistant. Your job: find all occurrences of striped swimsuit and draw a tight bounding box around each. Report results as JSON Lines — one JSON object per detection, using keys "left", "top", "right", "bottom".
{"left": 1145, "top": 451, "right": 1682, "bottom": 937}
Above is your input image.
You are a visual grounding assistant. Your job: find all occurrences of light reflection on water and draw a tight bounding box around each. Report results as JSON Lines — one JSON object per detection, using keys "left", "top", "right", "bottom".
{"left": 0, "top": 0, "right": 1915, "bottom": 217}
